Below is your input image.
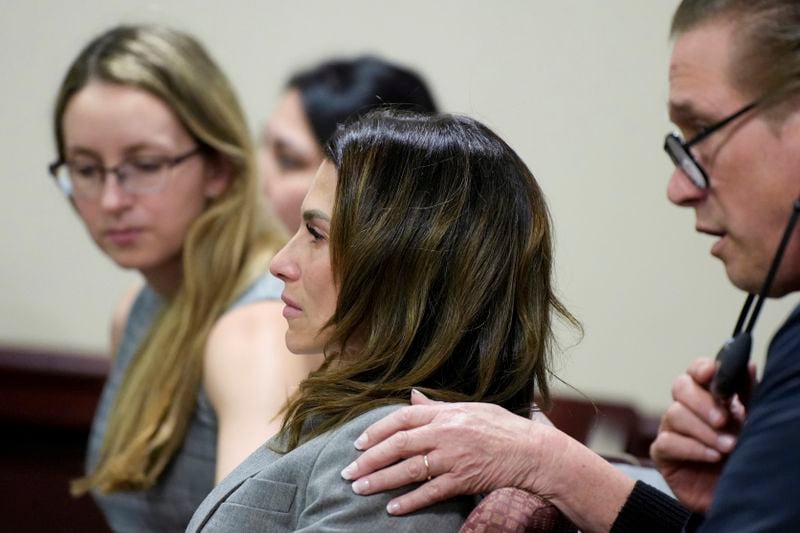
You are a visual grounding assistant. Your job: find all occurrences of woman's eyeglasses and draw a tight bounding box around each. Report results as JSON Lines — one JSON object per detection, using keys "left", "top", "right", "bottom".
{"left": 48, "top": 147, "right": 201, "bottom": 199}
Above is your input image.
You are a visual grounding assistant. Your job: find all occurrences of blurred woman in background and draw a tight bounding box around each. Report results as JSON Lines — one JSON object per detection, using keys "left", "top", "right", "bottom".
{"left": 259, "top": 56, "right": 438, "bottom": 233}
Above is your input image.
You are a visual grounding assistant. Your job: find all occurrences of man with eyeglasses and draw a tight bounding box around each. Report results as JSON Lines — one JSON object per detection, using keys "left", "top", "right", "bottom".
{"left": 646, "top": 0, "right": 800, "bottom": 530}
{"left": 342, "top": 1, "right": 800, "bottom": 531}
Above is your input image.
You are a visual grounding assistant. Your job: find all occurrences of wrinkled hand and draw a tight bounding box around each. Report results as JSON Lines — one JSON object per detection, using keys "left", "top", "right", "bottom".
{"left": 340, "top": 390, "right": 559, "bottom": 515}
{"left": 650, "top": 357, "right": 750, "bottom": 513}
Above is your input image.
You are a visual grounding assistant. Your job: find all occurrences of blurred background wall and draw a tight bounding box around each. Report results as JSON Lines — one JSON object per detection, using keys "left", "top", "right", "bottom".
{"left": 2, "top": 0, "right": 796, "bottom": 415}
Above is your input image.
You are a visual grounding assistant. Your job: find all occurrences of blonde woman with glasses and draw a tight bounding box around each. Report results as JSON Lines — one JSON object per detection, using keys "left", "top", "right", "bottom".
{"left": 49, "top": 25, "right": 320, "bottom": 531}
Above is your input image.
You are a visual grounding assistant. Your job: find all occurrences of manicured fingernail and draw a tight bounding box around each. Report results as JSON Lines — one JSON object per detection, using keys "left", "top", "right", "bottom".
{"left": 709, "top": 409, "right": 723, "bottom": 426}
{"left": 718, "top": 434, "right": 736, "bottom": 452}
{"left": 411, "top": 388, "right": 422, "bottom": 397}
{"left": 354, "top": 432, "right": 368, "bottom": 450}
{"left": 352, "top": 479, "right": 369, "bottom": 494}
{"left": 341, "top": 462, "right": 357, "bottom": 480}
{"left": 704, "top": 447, "right": 721, "bottom": 461}
{"left": 387, "top": 501, "right": 401, "bottom": 515}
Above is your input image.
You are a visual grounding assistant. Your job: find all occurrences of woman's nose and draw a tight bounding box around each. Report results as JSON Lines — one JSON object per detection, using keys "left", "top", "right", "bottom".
{"left": 98, "top": 173, "right": 133, "bottom": 212}
{"left": 269, "top": 239, "right": 300, "bottom": 282}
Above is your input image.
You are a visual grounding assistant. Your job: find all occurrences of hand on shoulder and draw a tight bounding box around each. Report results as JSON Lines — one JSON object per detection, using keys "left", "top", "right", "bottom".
{"left": 340, "top": 391, "right": 632, "bottom": 532}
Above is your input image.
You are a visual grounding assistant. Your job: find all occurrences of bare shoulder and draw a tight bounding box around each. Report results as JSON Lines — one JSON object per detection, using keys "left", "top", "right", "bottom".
{"left": 205, "top": 302, "right": 287, "bottom": 479}
{"left": 203, "top": 300, "right": 322, "bottom": 480}
{"left": 109, "top": 280, "right": 144, "bottom": 361}
{"left": 203, "top": 300, "right": 321, "bottom": 401}
{"left": 205, "top": 300, "right": 287, "bottom": 360}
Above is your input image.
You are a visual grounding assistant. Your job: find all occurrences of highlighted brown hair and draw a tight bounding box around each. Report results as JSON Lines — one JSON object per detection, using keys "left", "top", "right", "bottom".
{"left": 280, "top": 110, "right": 578, "bottom": 450}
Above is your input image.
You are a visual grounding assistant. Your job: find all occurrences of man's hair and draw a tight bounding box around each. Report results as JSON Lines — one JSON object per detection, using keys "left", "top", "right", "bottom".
{"left": 672, "top": 0, "right": 800, "bottom": 116}
{"left": 277, "top": 109, "right": 580, "bottom": 451}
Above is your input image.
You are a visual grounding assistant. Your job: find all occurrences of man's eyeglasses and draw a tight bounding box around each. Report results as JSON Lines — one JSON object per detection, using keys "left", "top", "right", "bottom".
{"left": 48, "top": 147, "right": 201, "bottom": 200}
{"left": 664, "top": 99, "right": 760, "bottom": 189}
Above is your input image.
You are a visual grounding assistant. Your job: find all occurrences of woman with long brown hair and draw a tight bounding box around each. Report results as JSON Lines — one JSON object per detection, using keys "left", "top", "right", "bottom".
{"left": 49, "top": 25, "right": 319, "bottom": 531}
{"left": 188, "top": 109, "right": 577, "bottom": 531}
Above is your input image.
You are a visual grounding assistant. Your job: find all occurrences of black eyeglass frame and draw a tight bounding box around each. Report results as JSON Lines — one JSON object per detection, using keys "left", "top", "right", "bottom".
{"left": 664, "top": 99, "right": 760, "bottom": 189}
{"left": 47, "top": 146, "right": 202, "bottom": 199}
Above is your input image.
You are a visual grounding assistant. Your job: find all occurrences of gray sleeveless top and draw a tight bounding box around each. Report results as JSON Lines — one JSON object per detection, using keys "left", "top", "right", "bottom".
{"left": 86, "top": 273, "right": 283, "bottom": 532}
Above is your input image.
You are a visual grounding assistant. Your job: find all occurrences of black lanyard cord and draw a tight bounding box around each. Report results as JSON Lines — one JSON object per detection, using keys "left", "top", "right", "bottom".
{"left": 713, "top": 198, "right": 800, "bottom": 401}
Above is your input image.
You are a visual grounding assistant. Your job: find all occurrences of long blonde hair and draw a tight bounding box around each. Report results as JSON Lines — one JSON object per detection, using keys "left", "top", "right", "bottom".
{"left": 57, "top": 25, "right": 285, "bottom": 493}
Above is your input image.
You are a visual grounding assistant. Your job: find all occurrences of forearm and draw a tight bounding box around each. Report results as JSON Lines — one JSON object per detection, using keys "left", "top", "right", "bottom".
{"left": 523, "top": 426, "right": 635, "bottom": 532}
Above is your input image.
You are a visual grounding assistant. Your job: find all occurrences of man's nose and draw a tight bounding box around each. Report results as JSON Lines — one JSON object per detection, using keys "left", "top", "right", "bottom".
{"left": 667, "top": 167, "right": 707, "bottom": 207}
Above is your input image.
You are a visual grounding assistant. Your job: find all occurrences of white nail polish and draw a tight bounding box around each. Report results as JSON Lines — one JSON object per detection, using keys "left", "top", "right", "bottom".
{"left": 341, "top": 462, "right": 356, "bottom": 480}
{"left": 352, "top": 479, "right": 369, "bottom": 494}
{"left": 354, "top": 433, "right": 368, "bottom": 450}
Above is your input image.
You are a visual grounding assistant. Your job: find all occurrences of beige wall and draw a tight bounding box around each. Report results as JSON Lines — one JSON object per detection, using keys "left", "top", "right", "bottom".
{"left": 2, "top": 0, "right": 796, "bottom": 414}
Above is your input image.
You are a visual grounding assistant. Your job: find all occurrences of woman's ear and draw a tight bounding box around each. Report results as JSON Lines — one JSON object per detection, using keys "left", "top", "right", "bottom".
{"left": 203, "top": 153, "right": 234, "bottom": 199}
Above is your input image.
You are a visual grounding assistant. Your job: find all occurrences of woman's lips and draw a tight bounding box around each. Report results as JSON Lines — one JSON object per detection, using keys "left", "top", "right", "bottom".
{"left": 106, "top": 228, "right": 142, "bottom": 246}
{"left": 281, "top": 294, "right": 303, "bottom": 319}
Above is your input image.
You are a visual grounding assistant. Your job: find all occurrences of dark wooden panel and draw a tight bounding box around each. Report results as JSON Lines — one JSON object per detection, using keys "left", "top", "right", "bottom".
{"left": 545, "top": 395, "right": 659, "bottom": 461}
{"left": 0, "top": 345, "right": 110, "bottom": 532}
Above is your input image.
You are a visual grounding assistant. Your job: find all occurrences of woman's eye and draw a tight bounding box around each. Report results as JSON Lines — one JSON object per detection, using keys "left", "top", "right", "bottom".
{"left": 75, "top": 165, "right": 101, "bottom": 178}
{"left": 129, "top": 158, "right": 165, "bottom": 174}
{"left": 68, "top": 161, "right": 102, "bottom": 180}
{"left": 278, "top": 153, "right": 305, "bottom": 172}
{"left": 306, "top": 223, "right": 324, "bottom": 241}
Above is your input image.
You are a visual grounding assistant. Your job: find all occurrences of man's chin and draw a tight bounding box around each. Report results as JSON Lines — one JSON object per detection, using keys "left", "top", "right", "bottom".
{"left": 724, "top": 263, "right": 762, "bottom": 295}
{"left": 725, "top": 263, "right": 797, "bottom": 298}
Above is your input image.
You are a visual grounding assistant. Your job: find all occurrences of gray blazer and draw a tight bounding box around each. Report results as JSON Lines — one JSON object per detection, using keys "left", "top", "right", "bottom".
{"left": 186, "top": 405, "right": 472, "bottom": 532}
